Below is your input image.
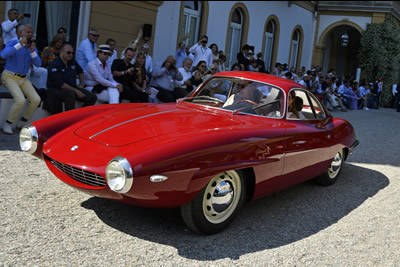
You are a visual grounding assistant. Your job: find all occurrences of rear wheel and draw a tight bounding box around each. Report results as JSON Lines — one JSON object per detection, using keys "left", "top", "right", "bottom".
{"left": 315, "top": 149, "right": 344, "bottom": 186}
{"left": 181, "top": 170, "right": 246, "bottom": 235}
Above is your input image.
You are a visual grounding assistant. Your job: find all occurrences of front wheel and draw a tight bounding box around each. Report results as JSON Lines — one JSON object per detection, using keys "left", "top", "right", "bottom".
{"left": 315, "top": 149, "right": 344, "bottom": 186}
{"left": 181, "top": 170, "right": 246, "bottom": 235}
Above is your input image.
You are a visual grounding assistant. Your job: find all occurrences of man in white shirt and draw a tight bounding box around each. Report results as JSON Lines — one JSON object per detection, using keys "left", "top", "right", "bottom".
{"left": 2, "top": 8, "right": 25, "bottom": 44}
{"left": 337, "top": 80, "right": 352, "bottom": 109}
{"left": 175, "top": 57, "right": 193, "bottom": 99}
{"left": 84, "top": 44, "right": 123, "bottom": 104}
{"left": 189, "top": 35, "right": 213, "bottom": 68}
{"left": 358, "top": 82, "right": 370, "bottom": 110}
{"left": 298, "top": 74, "right": 311, "bottom": 89}
{"left": 76, "top": 28, "right": 99, "bottom": 71}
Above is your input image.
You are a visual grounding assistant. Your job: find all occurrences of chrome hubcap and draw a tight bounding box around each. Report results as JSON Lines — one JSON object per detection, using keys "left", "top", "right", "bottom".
{"left": 328, "top": 151, "right": 342, "bottom": 179}
{"left": 203, "top": 171, "right": 241, "bottom": 224}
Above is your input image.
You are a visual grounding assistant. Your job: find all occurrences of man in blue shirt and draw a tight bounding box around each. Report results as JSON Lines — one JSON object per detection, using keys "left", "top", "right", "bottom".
{"left": 1, "top": 24, "right": 41, "bottom": 135}
{"left": 337, "top": 80, "right": 352, "bottom": 109}
{"left": 76, "top": 28, "right": 99, "bottom": 71}
{"left": 44, "top": 43, "right": 97, "bottom": 114}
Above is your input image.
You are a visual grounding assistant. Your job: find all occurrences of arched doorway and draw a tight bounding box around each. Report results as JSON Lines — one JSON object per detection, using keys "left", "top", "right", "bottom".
{"left": 316, "top": 21, "right": 363, "bottom": 78}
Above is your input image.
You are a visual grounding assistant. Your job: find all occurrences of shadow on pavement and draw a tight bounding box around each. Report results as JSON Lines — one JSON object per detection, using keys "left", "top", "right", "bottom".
{"left": 81, "top": 163, "right": 388, "bottom": 261}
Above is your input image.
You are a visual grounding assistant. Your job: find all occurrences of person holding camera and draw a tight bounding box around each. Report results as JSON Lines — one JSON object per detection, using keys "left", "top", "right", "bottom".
{"left": 1, "top": 24, "right": 41, "bottom": 135}
{"left": 111, "top": 48, "right": 149, "bottom": 103}
{"left": 189, "top": 35, "right": 213, "bottom": 68}
{"left": 2, "top": 9, "right": 31, "bottom": 45}
{"left": 149, "top": 55, "right": 183, "bottom": 103}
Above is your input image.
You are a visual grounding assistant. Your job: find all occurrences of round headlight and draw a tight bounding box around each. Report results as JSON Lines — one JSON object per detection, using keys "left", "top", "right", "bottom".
{"left": 19, "top": 125, "right": 38, "bottom": 154}
{"left": 106, "top": 156, "right": 133, "bottom": 193}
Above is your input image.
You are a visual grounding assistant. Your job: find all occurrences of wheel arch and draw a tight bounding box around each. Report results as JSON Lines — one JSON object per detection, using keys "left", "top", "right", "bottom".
{"left": 240, "top": 167, "right": 256, "bottom": 201}
{"left": 343, "top": 147, "right": 350, "bottom": 161}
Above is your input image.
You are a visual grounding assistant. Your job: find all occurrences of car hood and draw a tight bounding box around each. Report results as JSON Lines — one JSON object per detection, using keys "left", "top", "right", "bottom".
{"left": 74, "top": 103, "right": 242, "bottom": 146}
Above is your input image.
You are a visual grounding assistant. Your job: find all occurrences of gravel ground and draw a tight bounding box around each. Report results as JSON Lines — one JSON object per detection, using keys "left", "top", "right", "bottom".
{"left": 1, "top": 107, "right": 399, "bottom": 266}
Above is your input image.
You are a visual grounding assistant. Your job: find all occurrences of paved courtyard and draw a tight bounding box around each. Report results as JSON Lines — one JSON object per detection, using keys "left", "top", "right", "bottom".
{"left": 0, "top": 107, "right": 399, "bottom": 266}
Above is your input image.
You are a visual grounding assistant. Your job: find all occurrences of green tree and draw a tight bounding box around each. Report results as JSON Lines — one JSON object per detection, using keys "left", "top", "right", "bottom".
{"left": 358, "top": 18, "right": 400, "bottom": 107}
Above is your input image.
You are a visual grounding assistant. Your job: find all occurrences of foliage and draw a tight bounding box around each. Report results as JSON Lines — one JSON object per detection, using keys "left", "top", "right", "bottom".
{"left": 358, "top": 18, "right": 400, "bottom": 107}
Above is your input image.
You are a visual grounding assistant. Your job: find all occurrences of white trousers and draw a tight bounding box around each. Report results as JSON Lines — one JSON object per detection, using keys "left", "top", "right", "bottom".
{"left": 85, "top": 86, "right": 120, "bottom": 104}
{"left": 28, "top": 66, "right": 48, "bottom": 89}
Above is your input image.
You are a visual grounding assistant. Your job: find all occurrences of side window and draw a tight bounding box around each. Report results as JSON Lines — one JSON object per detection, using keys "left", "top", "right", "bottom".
{"left": 287, "top": 89, "right": 326, "bottom": 120}
{"left": 308, "top": 93, "right": 326, "bottom": 119}
{"left": 287, "top": 89, "right": 312, "bottom": 120}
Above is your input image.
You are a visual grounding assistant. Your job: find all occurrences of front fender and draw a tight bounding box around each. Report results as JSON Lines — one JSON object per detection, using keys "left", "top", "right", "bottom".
{"left": 31, "top": 105, "right": 118, "bottom": 159}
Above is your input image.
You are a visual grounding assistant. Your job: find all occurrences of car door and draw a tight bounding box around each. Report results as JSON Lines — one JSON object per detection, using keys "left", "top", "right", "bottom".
{"left": 283, "top": 89, "right": 333, "bottom": 185}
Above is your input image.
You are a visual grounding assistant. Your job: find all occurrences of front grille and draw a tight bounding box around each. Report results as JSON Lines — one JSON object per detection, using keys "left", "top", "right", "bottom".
{"left": 46, "top": 156, "right": 106, "bottom": 187}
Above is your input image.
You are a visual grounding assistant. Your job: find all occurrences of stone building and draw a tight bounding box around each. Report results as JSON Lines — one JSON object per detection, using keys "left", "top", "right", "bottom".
{"left": 1, "top": 1, "right": 399, "bottom": 78}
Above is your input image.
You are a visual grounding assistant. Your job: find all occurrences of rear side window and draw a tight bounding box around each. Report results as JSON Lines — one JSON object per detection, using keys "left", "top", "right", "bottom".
{"left": 287, "top": 89, "right": 325, "bottom": 120}
{"left": 308, "top": 93, "right": 326, "bottom": 119}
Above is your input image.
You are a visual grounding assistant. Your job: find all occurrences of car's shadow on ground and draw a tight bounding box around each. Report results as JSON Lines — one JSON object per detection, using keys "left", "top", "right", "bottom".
{"left": 81, "top": 163, "right": 388, "bottom": 261}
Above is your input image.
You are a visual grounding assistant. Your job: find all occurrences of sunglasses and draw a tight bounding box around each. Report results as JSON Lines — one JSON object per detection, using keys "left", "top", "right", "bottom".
{"left": 211, "top": 68, "right": 216, "bottom": 71}
{"left": 58, "top": 31, "right": 66, "bottom": 34}
{"left": 90, "top": 34, "right": 100, "bottom": 37}
{"left": 65, "top": 51, "right": 74, "bottom": 55}
{"left": 200, "top": 65, "right": 206, "bottom": 67}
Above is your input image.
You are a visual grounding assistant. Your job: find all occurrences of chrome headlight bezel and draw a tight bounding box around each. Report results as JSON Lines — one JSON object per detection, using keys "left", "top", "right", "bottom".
{"left": 105, "top": 156, "right": 133, "bottom": 193}
{"left": 19, "top": 125, "right": 38, "bottom": 154}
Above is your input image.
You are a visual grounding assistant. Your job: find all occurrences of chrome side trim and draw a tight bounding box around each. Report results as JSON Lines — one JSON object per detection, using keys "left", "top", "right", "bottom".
{"left": 150, "top": 175, "right": 168, "bottom": 183}
{"left": 90, "top": 109, "right": 179, "bottom": 139}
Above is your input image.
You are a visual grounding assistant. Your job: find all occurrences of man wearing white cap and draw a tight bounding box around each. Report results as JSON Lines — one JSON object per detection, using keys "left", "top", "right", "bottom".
{"left": 84, "top": 44, "right": 123, "bottom": 104}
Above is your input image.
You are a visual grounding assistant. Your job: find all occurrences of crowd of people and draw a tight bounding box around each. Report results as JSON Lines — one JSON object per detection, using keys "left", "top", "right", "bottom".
{"left": 1, "top": 8, "right": 399, "bottom": 135}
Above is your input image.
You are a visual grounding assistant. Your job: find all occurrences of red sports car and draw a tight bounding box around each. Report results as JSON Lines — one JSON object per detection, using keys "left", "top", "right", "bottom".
{"left": 20, "top": 71, "right": 358, "bottom": 235}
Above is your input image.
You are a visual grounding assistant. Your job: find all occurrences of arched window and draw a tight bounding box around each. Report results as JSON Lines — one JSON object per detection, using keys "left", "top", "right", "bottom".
{"left": 290, "top": 29, "right": 301, "bottom": 70}
{"left": 227, "top": 8, "right": 243, "bottom": 69}
{"left": 180, "top": 1, "right": 202, "bottom": 46}
{"left": 264, "top": 20, "right": 276, "bottom": 72}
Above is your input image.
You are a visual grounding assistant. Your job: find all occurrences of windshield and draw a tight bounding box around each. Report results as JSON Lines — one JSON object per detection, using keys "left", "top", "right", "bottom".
{"left": 180, "top": 77, "right": 285, "bottom": 118}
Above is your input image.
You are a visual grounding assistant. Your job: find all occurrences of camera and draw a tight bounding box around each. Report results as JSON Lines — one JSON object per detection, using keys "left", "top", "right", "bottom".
{"left": 23, "top": 13, "right": 31, "bottom": 18}
{"left": 27, "top": 38, "right": 33, "bottom": 45}
{"left": 133, "top": 68, "right": 139, "bottom": 73}
{"left": 169, "top": 64, "right": 175, "bottom": 71}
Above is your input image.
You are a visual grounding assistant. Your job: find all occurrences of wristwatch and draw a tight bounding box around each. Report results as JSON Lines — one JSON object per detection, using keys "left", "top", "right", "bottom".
{"left": 122, "top": 71, "right": 125, "bottom": 75}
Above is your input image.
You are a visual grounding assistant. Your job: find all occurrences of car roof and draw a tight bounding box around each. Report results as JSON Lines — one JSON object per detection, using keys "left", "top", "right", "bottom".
{"left": 214, "top": 71, "right": 306, "bottom": 94}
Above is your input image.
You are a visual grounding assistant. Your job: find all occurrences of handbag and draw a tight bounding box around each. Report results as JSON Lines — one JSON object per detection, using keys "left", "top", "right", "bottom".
{"left": 92, "top": 84, "right": 107, "bottom": 94}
